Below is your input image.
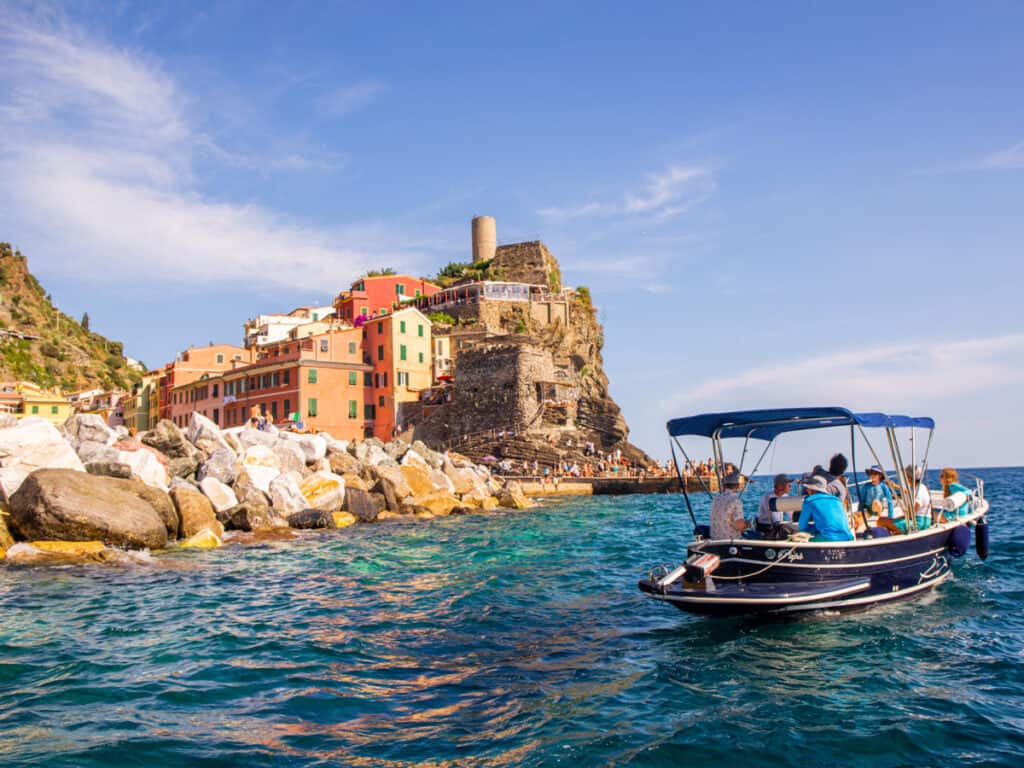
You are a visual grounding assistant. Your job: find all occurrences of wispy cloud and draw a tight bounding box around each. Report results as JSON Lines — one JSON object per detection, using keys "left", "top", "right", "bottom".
{"left": 981, "top": 139, "right": 1024, "bottom": 170}
{"left": 0, "top": 15, "right": 420, "bottom": 291}
{"left": 538, "top": 164, "right": 712, "bottom": 221}
{"left": 662, "top": 334, "right": 1024, "bottom": 416}
{"left": 318, "top": 80, "right": 386, "bottom": 116}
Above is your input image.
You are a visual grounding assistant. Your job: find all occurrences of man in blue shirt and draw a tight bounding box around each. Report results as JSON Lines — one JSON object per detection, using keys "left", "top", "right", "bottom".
{"left": 799, "top": 473, "right": 855, "bottom": 541}
{"left": 860, "top": 465, "right": 894, "bottom": 517}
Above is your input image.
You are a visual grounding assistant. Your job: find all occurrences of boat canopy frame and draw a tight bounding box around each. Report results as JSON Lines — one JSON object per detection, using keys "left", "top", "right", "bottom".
{"left": 667, "top": 407, "right": 935, "bottom": 535}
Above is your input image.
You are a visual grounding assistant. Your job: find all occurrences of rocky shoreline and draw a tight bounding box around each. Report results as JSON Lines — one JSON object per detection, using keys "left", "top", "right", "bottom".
{"left": 0, "top": 414, "right": 535, "bottom": 566}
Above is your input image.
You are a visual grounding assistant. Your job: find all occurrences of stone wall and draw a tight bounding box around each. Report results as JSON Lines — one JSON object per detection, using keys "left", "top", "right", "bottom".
{"left": 491, "top": 242, "right": 560, "bottom": 289}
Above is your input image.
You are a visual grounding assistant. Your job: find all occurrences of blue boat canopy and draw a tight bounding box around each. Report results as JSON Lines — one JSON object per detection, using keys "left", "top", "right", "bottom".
{"left": 666, "top": 407, "right": 934, "bottom": 440}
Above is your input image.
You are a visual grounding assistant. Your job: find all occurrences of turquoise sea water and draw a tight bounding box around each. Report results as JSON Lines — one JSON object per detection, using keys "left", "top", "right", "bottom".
{"left": 0, "top": 467, "right": 1021, "bottom": 767}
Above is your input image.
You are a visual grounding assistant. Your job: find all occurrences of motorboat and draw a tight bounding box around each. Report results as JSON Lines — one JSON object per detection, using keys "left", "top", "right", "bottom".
{"left": 638, "top": 407, "right": 990, "bottom": 617}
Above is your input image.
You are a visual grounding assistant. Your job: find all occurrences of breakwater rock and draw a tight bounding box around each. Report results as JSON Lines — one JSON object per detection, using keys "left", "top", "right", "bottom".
{"left": 0, "top": 413, "right": 532, "bottom": 564}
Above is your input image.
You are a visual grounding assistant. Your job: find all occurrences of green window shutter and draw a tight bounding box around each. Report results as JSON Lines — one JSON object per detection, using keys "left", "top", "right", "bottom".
{"left": 360, "top": 307, "right": 368, "bottom": 316}
{"left": 308, "top": 368, "right": 317, "bottom": 383}
{"left": 31, "top": 405, "right": 38, "bottom": 414}
{"left": 418, "top": 324, "right": 423, "bottom": 337}
{"left": 400, "top": 320, "right": 406, "bottom": 333}
{"left": 308, "top": 398, "right": 318, "bottom": 417}
{"left": 348, "top": 400, "right": 357, "bottom": 419}
{"left": 377, "top": 345, "right": 384, "bottom": 361}
{"left": 349, "top": 371, "right": 357, "bottom": 385}
{"left": 418, "top": 352, "right": 424, "bottom": 363}
{"left": 348, "top": 342, "right": 356, "bottom": 354}
{"left": 51, "top": 405, "right": 58, "bottom": 414}
{"left": 400, "top": 345, "right": 407, "bottom": 361}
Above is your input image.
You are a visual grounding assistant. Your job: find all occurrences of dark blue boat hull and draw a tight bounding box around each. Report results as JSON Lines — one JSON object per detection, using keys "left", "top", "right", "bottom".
{"left": 638, "top": 521, "right": 976, "bottom": 617}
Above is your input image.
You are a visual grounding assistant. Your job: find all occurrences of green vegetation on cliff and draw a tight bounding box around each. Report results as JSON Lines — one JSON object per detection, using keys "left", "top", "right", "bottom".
{"left": 0, "top": 243, "right": 142, "bottom": 391}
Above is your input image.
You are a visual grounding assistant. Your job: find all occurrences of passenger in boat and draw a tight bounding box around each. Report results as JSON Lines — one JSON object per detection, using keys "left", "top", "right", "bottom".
{"left": 860, "top": 465, "right": 894, "bottom": 517}
{"left": 756, "top": 474, "right": 798, "bottom": 536}
{"left": 823, "top": 454, "right": 851, "bottom": 511}
{"left": 887, "top": 465, "right": 932, "bottom": 531}
{"left": 798, "top": 473, "right": 855, "bottom": 541}
{"left": 939, "top": 468, "right": 971, "bottom": 521}
{"left": 710, "top": 472, "right": 748, "bottom": 539}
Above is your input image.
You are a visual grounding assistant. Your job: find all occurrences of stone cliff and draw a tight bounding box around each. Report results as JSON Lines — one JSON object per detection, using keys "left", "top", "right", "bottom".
{"left": 411, "top": 239, "right": 651, "bottom": 467}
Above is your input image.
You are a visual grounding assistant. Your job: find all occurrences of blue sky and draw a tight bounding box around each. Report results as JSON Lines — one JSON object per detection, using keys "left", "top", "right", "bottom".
{"left": 1, "top": 2, "right": 1022, "bottom": 468}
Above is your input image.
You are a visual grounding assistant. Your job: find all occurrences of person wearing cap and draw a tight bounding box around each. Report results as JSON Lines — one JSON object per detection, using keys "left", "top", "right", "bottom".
{"left": 756, "top": 474, "right": 797, "bottom": 536}
{"left": 798, "top": 472, "right": 854, "bottom": 541}
{"left": 860, "top": 465, "right": 894, "bottom": 517}
{"left": 710, "top": 472, "right": 748, "bottom": 540}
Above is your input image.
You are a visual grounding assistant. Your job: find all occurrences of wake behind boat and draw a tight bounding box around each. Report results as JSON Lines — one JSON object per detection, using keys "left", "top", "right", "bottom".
{"left": 638, "top": 407, "right": 991, "bottom": 617}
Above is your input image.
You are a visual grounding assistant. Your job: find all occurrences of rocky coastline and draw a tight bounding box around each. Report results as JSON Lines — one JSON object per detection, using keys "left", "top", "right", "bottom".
{"left": 0, "top": 413, "right": 534, "bottom": 566}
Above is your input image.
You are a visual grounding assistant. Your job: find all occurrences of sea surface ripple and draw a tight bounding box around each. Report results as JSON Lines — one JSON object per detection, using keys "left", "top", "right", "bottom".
{"left": 0, "top": 467, "right": 1022, "bottom": 767}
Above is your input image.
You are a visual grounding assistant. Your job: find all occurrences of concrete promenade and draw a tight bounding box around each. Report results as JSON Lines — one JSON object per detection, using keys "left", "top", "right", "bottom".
{"left": 517, "top": 475, "right": 719, "bottom": 497}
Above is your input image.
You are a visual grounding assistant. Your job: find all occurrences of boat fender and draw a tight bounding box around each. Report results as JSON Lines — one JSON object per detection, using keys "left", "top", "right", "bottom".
{"left": 947, "top": 525, "right": 970, "bottom": 558}
{"left": 975, "top": 518, "right": 990, "bottom": 561}
{"left": 943, "top": 491, "right": 969, "bottom": 512}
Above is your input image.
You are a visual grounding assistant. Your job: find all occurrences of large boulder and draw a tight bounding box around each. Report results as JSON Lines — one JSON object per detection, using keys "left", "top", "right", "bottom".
{"left": 268, "top": 472, "right": 307, "bottom": 515}
{"left": 171, "top": 485, "right": 224, "bottom": 539}
{"left": 0, "top": 418, "right": 86, "bottom": 500}
{"left": 328, "top": 450, "right": 361, "bottom": 476}
{"left": 370, "top": 465, "right": 412, "bottom": 501}
{"left": 0, "top": 507, "right": 14, "bottom": 556}
{"left": 286, "top": 509, "right": 336, "bottom": 530}
{"left": 384, "top": 439, "right": 408, "bottom": 462}
{"left": 85, "top": 461, "right": 132, "bottom": 480}
{"left": 271, "top": 440, "right": 306, "bottom": 475}
{"left": 7, "top": 469, "right": 169, "bottom": 549}
{"left": 400, "top": 449, "right": 431, "bottom": 472}
{"left": 199, "top": 476, "right": 238, "bottom": 513}
{"left": 429, "top": 468, "right": 456, "bottom": 495}
{"left": 415, "top": 491, "right": 460, "bottom": 517}
{"left": 197, "top": 447, "right": 238, "bottom": 485}
{"left": 400, "top": 465, "right": 437, "bottom": 498}
{"left": 499, "top": 481, "right": 535, "bottom": 510}
{"left": 237, "top": 426, "right": 276, "bottom": 450}
{"left": 373, "top": 476, "right": 400, "bottom": 512}
{"left": 233, "top": 469, "right": 272, "bottom": 507}
{"left": 64, "top": 413, "right": 116, "bottom": 452}
{"left": 343, "top": 487, "right": 379, "bottom": 523}
{"left": 365, "top": 445, "right": 395, "bottom": 467}
{"left": 135, "top": 484, "right": 178, "bottom": 538}
{"left": 409, "top": 440, "right": 443, "bottom": 470}
{"left": 115, "top": 443, "right": 169, "bottom": 490}
{"left": 279, "top": 433, "right": 327, "bottom": 464}
{"left": 444, "top": 460, "right": 488, "bottom": 497}
{"left": 141, "top": 420, "right": 194, "bottom": 459}
{"left": 185, "top": 412, "right": 228, "bottom": 451}
{"left": 321, "top": 433, "right": 348, "bottom": 455}
{"left": 225, "top": 502, "right": 283, "bottom": 532}
{"left": 298, "top": 471, "right": 345, "bottom": 512}
{"left": 238, "top": 445, "right": 281, "bottom": 492}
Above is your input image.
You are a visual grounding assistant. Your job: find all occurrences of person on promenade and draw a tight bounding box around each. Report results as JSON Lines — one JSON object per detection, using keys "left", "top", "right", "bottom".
{"left": 939, "top": 468, "right": 971, "bottom": 521}
{"left": 756, "top": 474, "right": 797, "bottom": 537}
{"left": 799, "top": 473, "right": 855, "bottom": 541}
{"left": 710, "top": 472, "right": 748, "bottom": 540}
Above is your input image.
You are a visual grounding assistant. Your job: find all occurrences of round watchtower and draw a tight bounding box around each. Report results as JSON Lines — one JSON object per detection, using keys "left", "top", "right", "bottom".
{"left": 471, "top": 216, "right": 497, "bottom": 263}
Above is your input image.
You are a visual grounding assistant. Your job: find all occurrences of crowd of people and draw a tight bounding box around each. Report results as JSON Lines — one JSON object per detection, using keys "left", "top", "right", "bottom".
{"left": 710, "top": 453, "right": 974, "bottom": 542}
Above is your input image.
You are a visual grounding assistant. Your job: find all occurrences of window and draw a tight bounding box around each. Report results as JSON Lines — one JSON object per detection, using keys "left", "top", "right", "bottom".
{"left": 396, "top": 283, "right": 405, "bottom": 295}
{"left": 399, "top": 344, "right": 407, "bottom": 361}
{"left": 51, "top": 405, "right": 58, "bottom": 414}
{"left": 360, "top": 307, "right": 368, "bottom": 316}
{"left": 312, "top": 312, "right": 319, "bottom": 321}
{"left": 377, "top": 345, "right": 384, "bottom": 361}
{"left": 383, "top": 372, "right": 388, "bottom": 387}
{"left": 212, "top": 383, "right": 219, "bottom": 397}
{"left": 374, "top": 373, "right": 380, "bottom": 388}
{"left": 31, "top": 405, "right": 38, "bottom": 414}
{"left": 308, "top": 369, "right": 317, "bottom": 384}
{"left": 216, "top": 353, "right": 224, "bottom": 364}
{"left": 364, "top": 372, "right": 372, "bottom": 386}
{"left": 348, "top": 341, "right": 356, "bottom": 354}
{"left": 457, "top": 340, "right": 464, "bottom": 349}
{"left": 415, "top": 289, "right": 421, "bottom": 297}
{"left": 348, "top": 400, "right": 358, "bottom": 419}
{"left": 284, "top": 370, "right": 290, "bottom": 385}
{"left": 418, "top": 352, "right": 424, "bottom": 364}
{"left": 418, "top": 324, "right": 424, "bottom": 337}
{"left": 349, "top": 371, "right": 357, "bottom": 386}
{"left": 284, "top": 399, "right": 290, "bottom": 418}
{"left": 320, "top": 339, "right": 328, "bottom": 353}
{"left": 307, "top": 398, "right": 318, "bottom": 417}
{"left": 271, "top": 402, "right": 278, "bottom": 421}
{"left": 213, "top": 408, "right": 220, "bottom": 424}
{"left": 272, "top": 372, "right": 279, "bottom": 387}
{"left": 397, "top": 371, "right": 408, "bottom": 386}
{"left": 400, "top": 320, "right": 406, "bottom": 334}
{"left": 378, "top": 395, "right": 385, "bottom": 407}
{"left": 378, "top": 321, "right": 384, "bottom": 334}
{"left": 364, "top": 403, "right": 376, "bottom": 420}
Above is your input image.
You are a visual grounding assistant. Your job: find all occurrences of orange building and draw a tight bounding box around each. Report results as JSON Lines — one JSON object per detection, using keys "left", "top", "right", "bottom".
{"left": 361, "top": 307, "right": 433, "bottom": 440}
{"left": 168, "top": 328, "right": 371, "bottom": 441}
{"left": 160, "top": 344, "right": 251, "bottom": 422}
{"left": 334, "top": 274, "right": 440, "bottom": 324}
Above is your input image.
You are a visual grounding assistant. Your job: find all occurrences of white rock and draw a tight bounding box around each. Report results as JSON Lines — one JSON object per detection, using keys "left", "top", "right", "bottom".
{"left": 279, "top": 432, "right": 328, "bottom": 464}
{"left": 238, "top": 426, "right": 277, "bottom": 449}
{"left": 271, "top": 440, "right": 307, "bottom": 474}
{"left": 298, "top": 471, "right": 346, "bottom": 511}
{"left": 186, "top": 412, "right": 228, "bottom": 450}
{"left": 269, "top": 471, "right": 307, "bottom": 514}
{"left": 199, "top": 476, "right": 238, "bottom": 512}
{"left": 366, "top": 445, "right": 391, "bottom": 467}
{"left": 0, "top": 417, "right": 85, "bottom": 499}
{"left": 239, "top": 444, "right": 281, "bottom": 492}
{"left": 321, "top": 433, "right": 348, "bottom": 455}
{"left": 401, "top": 450, "right": 430, "bottom": 471}
{"left": 117, "top": 448, "right": 169, "bottom": 490}
{"left": 197, "top": 447, "right": 239, "bottom": 485}
{"left": 429, "top": 468, "right": 456, "bottom": 495}
{"left": 64, "top": 413, "right": 116, "bottom": 451}
{"left": 311, "top": 457, "right": 331, "bottom": 473}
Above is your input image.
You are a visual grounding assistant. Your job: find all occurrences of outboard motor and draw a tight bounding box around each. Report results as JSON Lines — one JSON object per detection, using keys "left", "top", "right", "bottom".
{"left": 948, "top": 525, "right": 970, "bottom": 558}
{"left": 975, "top": 518, "right": 990, "bottom": 560}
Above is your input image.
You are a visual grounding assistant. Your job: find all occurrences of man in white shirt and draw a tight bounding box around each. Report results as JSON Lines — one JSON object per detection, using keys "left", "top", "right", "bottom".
{"left": 710, "top": 472, "right": 748, "bottom": 539}
{"left": 757, "top": 473, "right": 797, "bottom": 535}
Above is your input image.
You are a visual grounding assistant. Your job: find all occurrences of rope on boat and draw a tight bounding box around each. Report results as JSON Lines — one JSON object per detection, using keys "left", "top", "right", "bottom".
{"left": 705, "top": 544, "right": 802, "bottom": 581}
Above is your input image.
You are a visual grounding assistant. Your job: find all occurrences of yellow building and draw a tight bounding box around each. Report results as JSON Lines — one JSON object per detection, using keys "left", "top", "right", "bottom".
{"left": 0, "top": 382, "right": 73, "bottom": 425}
{"left": 366, "top": 307, "right": 433, "bottom": 440}
{"left": 123, "top": 371, "right": 161, "bottom": 432}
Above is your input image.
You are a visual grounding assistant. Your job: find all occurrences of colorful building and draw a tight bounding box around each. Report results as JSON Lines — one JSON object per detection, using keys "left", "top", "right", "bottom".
{"left": 243, "top": 305, "right": 335, "bottom": 348}
{"left": 0, "top": 382, "right": 73, "bottom": 425}
{"left": 334, "top": 274, "right": 440, "bottom": 324}
{"left": 362, "top": 307, "right": 433, "bottom": 440}
{"left": 158, "top": 344, "right": 251, "bottom": 422}
{"left": 123, "top": 371, "right": 160, "bottom": 432}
